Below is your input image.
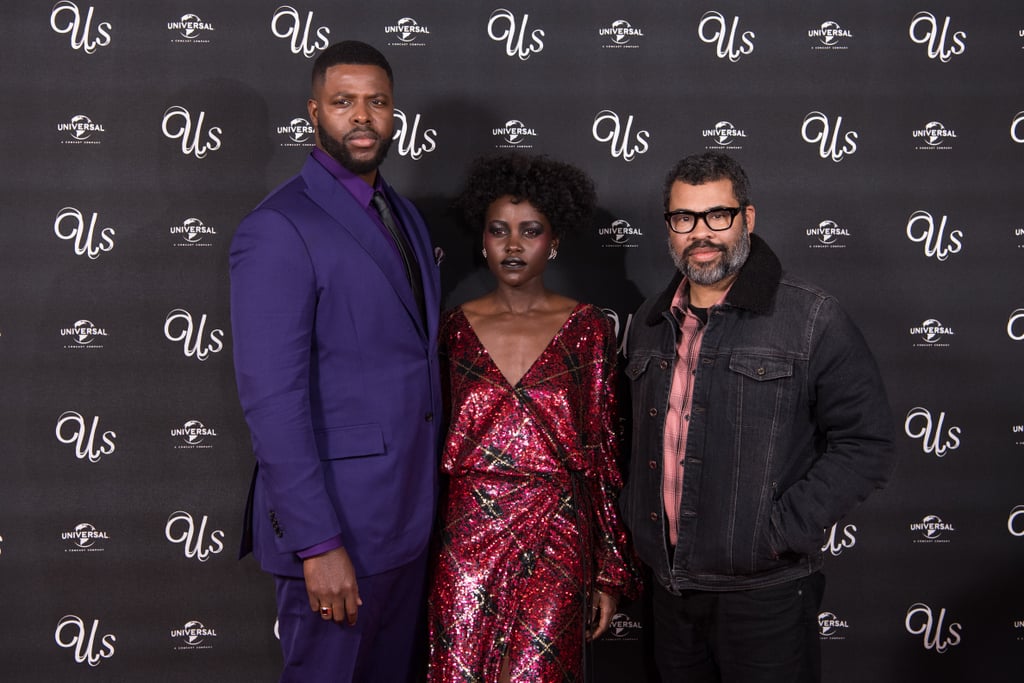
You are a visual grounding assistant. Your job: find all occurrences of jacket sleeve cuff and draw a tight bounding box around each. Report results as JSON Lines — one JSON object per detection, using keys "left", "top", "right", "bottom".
{"left": 296, "top": 534, "right": 344, "bottom": 559}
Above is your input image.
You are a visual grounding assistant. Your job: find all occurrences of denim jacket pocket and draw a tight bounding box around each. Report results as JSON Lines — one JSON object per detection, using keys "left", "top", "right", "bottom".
{"left": 728, "top": 354, "right": 794, "bottom": 382}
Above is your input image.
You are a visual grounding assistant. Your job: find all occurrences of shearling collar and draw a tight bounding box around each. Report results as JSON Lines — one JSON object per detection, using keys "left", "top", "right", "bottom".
{"left": 644, "top": 233, "right": 782, "bottom": 326}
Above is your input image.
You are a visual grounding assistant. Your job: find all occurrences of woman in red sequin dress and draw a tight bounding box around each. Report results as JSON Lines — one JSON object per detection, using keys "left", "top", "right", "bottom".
{"left": 428, "top": 154, "right": 640, "bottom": 683}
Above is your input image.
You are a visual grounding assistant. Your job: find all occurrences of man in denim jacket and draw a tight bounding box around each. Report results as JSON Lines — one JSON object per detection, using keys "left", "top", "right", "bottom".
{"left": 620, "top": 152, "right": 896, "bottom": 682}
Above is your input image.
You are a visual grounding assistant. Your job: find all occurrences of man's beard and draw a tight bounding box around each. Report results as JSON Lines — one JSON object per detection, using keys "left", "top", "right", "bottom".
{"left": 670, "top": 222, "right": 751, "bottom": 286}
{"left": 318, "top": 123, "right": 392, "bottom": 175}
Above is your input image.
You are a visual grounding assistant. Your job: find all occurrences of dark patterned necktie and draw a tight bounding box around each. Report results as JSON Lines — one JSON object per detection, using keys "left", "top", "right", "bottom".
{"left": 371, "top": 191, "right": 425, "bottom": 323}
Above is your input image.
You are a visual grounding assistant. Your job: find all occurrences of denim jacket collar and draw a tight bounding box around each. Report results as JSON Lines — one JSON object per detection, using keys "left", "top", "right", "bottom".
{"left": 645, "top": 233, "right": 782, "bottom": 327}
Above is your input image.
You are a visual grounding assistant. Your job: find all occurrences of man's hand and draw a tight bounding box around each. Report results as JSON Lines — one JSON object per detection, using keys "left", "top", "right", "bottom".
{"left": 303, "top": 546, "right": 362, "bottom": 625}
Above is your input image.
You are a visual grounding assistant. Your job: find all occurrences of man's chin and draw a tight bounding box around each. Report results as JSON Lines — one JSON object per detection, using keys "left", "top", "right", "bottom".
{"left": 683, "top": 263, "right": 727, "bottom": 286}
{"left": 336, "top": 149, "right": 384, "bottom": 175}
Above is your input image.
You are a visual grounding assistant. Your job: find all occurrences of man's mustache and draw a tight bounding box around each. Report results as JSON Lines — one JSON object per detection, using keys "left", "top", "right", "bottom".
{"left": 684, "top": 240, "right": 725, "bottom": 257}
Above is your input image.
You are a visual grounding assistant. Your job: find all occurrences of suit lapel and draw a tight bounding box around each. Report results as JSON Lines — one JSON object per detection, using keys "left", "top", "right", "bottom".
{"left": 300, "top": 158, "right": 427, "bottom": 337}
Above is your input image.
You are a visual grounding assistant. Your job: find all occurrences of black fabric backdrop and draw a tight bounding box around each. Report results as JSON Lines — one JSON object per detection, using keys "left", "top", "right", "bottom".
{"left": 2, "top": 1, "right": 1023, "bottom": 681}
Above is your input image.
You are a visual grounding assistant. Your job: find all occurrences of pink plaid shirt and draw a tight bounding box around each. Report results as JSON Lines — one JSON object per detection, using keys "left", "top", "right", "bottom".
{"left": 663, "top": 282, "right": 728, "bottom": 546}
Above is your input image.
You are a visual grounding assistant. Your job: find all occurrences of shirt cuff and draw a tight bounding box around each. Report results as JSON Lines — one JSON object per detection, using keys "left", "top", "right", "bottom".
{"left": 296, "top": 534, "right": 343, "bottom": 559}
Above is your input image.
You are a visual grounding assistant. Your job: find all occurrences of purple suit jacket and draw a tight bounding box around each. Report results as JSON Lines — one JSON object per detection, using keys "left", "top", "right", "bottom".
{"left": 229, "top": 154, "right": 441, "bottom": 578}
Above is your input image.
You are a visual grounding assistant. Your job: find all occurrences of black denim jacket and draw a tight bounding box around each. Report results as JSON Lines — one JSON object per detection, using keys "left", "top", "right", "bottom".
{"left": 620, "top": 234, "right": 896, "bottom": 593}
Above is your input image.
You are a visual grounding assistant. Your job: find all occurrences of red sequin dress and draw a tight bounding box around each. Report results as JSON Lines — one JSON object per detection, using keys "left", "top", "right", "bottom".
{"left": 428, "top": 303, "right": 641, "bottom": 683}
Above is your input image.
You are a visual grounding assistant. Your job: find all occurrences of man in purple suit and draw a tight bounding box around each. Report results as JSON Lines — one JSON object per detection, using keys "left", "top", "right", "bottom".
{"left": 229, "top": 41, "right": 441, "bottom": 682}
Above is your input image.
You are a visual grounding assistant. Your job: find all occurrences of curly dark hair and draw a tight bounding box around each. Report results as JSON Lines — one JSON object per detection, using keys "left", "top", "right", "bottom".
{"left": 455, "top": 153, "right": 596, "bottom": 239}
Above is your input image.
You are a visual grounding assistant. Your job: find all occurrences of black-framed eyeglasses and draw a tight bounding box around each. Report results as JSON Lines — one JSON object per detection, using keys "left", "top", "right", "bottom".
{"left": 664, "top": 206, "right": 743, "bottom": 234}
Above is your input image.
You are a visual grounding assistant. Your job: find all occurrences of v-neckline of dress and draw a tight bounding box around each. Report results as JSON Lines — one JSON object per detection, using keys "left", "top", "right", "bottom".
{"left": 458, "top": 303, "right": 584, "bottom": 389}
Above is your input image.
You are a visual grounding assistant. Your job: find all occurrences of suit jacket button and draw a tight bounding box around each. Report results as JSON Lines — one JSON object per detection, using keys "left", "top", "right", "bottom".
{"left": 425, "top": 412, "right": 433, "bottom": 422}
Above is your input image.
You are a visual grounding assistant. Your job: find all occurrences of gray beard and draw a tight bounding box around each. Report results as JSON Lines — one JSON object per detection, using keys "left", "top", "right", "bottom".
{"left": 670, "top": 225, "right": 750, "bottom": 286}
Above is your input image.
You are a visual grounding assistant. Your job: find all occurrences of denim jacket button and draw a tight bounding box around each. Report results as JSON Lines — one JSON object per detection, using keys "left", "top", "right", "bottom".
{"left": 649, "top": 512, "right": 659, "bottom": 521}
{"left": 648, "top": 408, "right": 658, "bottom": 417}
{"left": 648, "top": 459, "right": 658, "bottom": 469}
{"left": 659, "top": 360, "right": 669, "bottom": 369}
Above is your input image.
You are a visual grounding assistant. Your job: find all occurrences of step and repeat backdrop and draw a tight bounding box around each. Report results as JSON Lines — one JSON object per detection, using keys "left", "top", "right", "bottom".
{"left": 1, "top": 1, "right": 1023, "bottom": 681}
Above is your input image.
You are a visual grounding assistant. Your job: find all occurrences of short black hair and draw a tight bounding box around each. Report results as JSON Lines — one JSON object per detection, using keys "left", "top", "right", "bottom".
{"left": 311, "top": 40, "right": 393, "bottom": 88}
{"left": 662, "top": 151, "right": 751, "bottom": 210}
{"left": 456, "top": 153, "right": 596, "bottom": 239}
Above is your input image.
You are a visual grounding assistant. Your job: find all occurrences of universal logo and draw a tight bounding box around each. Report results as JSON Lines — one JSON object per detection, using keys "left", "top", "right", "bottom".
{"left": 818, "top": 611, "right": 850, "bottom": 640}
{"left": 607, "top": 612, "right": 641, "bottom": 641}
{"left": 702, "top": 121, "right": 747, "bottom": 150}
{"left": 165, "top": 510, "right": 225, "bottom": 562}
{"left": 599, "top": 19, "right": 644, "bottom": 49}
{"left": 593, "top": 110, "right": 650, "bottom": 162}
{"left": 904, "top": 407, "right": 962, "bottom": 458}
{"left": 54, "top": 206, "right": 115, "bottom": 259}
{"left": 488, "top": 9, "right": 545, "bottom": 60}
{"left": 913, "top": 121, "right": 958, "bottom": 150}
{"left": 171, "top": 420, "right": 218, "bottom": 450}
{"left": 806, "top": 219, "right": 849, "bottom": 248}
{"left": 271, "top": 5, "right": 329, "bottom": 58}
{"left": 383, "top": 17, "right": 430, "bottom": 47}
{"left": 60, "top": 319, "right": 108, "bottom": 349}
{"left": 56, "top": 411, "right": 116, "bottom": 464}
{"left": 492, "top": 119, "right": 538, "bottom": 148}
{"left": 276, "top": 117, "right": 314, "bottom": 147}
{"left": 162, "top": 106, "right": 222, "bottom": 159}
{"left": 1015, "top": 225, "right": 1024, "bottom": 250}
{"left": 50, "top": 1, "right": 112, "bottom": 54}
{"left": 905, "top": 603, "right": 962, "bottom": 653}
{"left": 801, "top": 111, "right": 858, "bottom": 162}
{"left": 171, "top": 620, "right": 218, "bottom": 651}
{"left": 821, "top": 522, "right": 857, "bottom": 557}
{"left": 164, "top": 309, "right": 225, "bottom": 361}
{"left": 393, "top": 109, "right": 437, "bottom": 160}
{"left": 699, "top": 11, "right": 754, "bottom": 62}
{"left": 909, "top": 318, "right": 954, "bottom": 347}
{"left": 167, "top": 13, "right": 214, "bottom": 44}
{"left": 170, "top": 217, "right": 217, "bottom": 247}
{"left": 906, "top": 210, "right": 963, "bottom": 261}
{"left": 909, "top": 12, "right": 966, "bottom": 63}
{"left": 62, "top": 522, "right": 110, "bottom": 553}
{"left": 1014, "top": 423, "right": 1024, "bottom": 448}
{"left": 1014, "top": 617, "right": 1024, "bottom": 642}
{"left": 599, "top": 219, "right": 643, "bottom": 248}
{"left": 55, "top": 615, "right": 116, "bottom": 666}
{"left": 808, "top": 20, "right": 853, "bottom": 50}
{"left": 58, "top": 114, "right": 105, "bottom": 144}
{"left": 910, "top": 514, "right": 955, "bottom": 543}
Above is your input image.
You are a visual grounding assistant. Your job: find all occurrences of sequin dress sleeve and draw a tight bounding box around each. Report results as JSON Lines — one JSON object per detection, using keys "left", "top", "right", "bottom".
{"left": 579, "top": 307, "right": 643, "bottom": 600}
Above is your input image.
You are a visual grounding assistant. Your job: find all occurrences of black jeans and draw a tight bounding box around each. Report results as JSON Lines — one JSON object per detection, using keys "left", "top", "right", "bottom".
{"left": 652, "top": 572, "right": 825, "bottom": 683}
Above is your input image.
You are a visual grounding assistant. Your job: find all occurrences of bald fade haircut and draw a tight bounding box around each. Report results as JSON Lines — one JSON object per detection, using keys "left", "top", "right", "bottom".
{"left": 311, "top": 40, "right": 394, "bottom": 89}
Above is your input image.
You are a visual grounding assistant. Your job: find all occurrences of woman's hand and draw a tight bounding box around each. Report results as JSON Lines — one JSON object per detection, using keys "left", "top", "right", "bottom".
{"left": 586, "top": 589, "right": 618, "bottom": 641}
